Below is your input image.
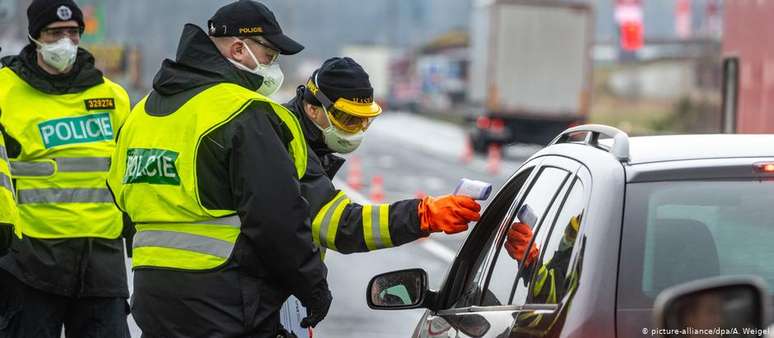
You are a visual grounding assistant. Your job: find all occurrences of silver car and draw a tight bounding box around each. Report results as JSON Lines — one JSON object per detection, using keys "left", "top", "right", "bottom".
{"left": 366, "top": 125, "right": 774, "bottom": 338}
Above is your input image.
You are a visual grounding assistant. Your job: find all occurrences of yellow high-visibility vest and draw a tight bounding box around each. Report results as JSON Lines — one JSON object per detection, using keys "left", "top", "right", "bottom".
{"left": 107, "top": 83, "right": 307, "bottom": 270}
{"left": 0, "top": 134, "right": 20, "bottom": 238}
{"left": 0, "top": 67, "right": 129, "bottom": 239}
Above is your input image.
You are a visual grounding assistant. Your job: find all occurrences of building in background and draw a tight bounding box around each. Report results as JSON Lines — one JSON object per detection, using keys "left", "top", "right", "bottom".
{"left": 0, "top": 0, "right": 472, "bottom": 102}
{"left": 386, "top": 30, "right": 469, "bottom": 115}
{"left": 721, "top": 0, "right": 774, "bottom": 133}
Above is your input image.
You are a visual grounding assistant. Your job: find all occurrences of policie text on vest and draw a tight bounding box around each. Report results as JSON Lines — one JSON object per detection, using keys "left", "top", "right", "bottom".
{"left": 38, "top": 112, "right": 113, "bottom": 148}
{"left": 123, "top": 148, "right": 180, "bottom": 185}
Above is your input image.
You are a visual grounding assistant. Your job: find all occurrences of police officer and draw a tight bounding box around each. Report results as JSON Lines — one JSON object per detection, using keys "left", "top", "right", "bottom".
{"left": 0, "top": 1, "right": 131, "bottom": 337}
{"left": 284, "top": 57, "right": 481, "bottom": 256}
{"left": 106, "top": 1, "right": 331, "bottom": 337}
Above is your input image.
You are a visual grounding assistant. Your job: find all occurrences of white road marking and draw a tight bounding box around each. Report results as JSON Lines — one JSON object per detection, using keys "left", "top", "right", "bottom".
{"left": 333, "top": 178, "right": 457, "bottom": 263}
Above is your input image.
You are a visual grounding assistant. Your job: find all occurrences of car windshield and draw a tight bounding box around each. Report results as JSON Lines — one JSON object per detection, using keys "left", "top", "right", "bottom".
{"left": 619, "top": 179, "right": 774, "bottom": 308}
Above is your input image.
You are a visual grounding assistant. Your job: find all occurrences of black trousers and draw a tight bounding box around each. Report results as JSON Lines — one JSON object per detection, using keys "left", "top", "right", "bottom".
{"left": 0, "top": 270, "right": 130, "bottom": 338}
{"left": 132, "top": 266, "right": 287, "bottom": 338}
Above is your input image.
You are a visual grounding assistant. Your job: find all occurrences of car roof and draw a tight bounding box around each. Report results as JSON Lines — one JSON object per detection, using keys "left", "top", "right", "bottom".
{"left": 622, "top": 134, "right": 774, "bottom": 164}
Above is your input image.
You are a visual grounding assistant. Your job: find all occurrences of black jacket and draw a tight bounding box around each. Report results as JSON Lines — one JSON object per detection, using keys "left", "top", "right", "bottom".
{"left": 0, "top": 45, "right": 128, "bottom": 298}
{"left": 284, "top": 88, "right": 428, "bottom": 254}
{"left": 132, "top": 24, "right": 327, "bottom": 308}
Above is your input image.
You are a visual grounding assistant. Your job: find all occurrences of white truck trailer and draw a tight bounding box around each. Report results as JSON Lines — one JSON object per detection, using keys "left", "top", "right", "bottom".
{"left": 469, "top": 0, "right": 593, "bottom": 151}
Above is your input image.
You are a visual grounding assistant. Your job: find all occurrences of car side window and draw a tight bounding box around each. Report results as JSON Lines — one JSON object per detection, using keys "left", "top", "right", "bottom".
{"left": 525, "top": 178, "right": 585, "bottom": 305}
{"left": 450, "top": 168, "right": 535, "bottom": 309}
{"left": 480, "top": 166, "right": 571, "bottom": 306}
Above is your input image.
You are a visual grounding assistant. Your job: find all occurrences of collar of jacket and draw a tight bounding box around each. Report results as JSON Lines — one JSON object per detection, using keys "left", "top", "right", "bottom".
{"left": 151, "top": 24, "right": 264, "bottom": 96}
{"left": 0, "top": 44, "right": 104, "bottom": 95}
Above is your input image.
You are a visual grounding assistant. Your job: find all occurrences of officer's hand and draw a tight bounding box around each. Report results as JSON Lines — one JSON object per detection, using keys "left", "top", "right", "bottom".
{"left": 505, "top": 222, "right": 539, "bottom": 267}
{"left": 418, "top": 195, "right": 481, "bottom": 234}
{"left": 300, "top": 280, "right": 332, "bottom": 328}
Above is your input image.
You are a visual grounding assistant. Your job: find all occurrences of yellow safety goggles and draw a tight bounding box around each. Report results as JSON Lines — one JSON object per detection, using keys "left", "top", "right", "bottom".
{"left": 326, "top": 106, "right": 374, "bottom": 134}
{"left": 307, "top": 75, "right": 382, "bottom": 134}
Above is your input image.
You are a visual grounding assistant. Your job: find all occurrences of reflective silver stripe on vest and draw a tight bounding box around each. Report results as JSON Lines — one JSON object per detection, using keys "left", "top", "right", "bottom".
{"left": 147, "top": 215, "right": 242, "bottom": 228}
{"left": 194, "top": 214, "right": 241, "bottom": 227}
{"left": 10, "top": 157, "right": 111, "bottom": 176}
{"left": 133, "top": 230, "right": 233, "bottom": 259}
{"left": 318, "top": 193, "right": 348, "bottom": 248}
{"left": 10, "top": 161, "right": 54, "bottom": 176}
{"left": 0, "top": 172, "right": 13, "bottom": 195}
{"left": 0, "top": 145, "right": 8, "bottom": 162}
{"left": 56, "top": 157, "right": 111, "bottom": 172}
{"left": 17, "top": 188, "right": 114, "bottom": 204}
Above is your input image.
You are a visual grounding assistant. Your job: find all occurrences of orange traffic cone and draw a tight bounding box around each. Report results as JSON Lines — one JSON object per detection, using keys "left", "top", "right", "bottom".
{"left": 347, "top": 156, "right": 363, "bottom": 190}
{"left": 460, "top": 136, "right": 473, "bottom": 164}
{"left": 486, "top": 144, "right": 501, "bottom": 175}
{"left": 369, "top": 175, "right": 385, "bottom": 203}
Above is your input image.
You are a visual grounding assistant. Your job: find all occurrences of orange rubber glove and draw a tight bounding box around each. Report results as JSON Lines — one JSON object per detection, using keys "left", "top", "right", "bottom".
{"left": 418, "top": 195, "right": 481, "bottom": 234}
{"left": 505, "top": 222, "right": 539, "bottom": 267}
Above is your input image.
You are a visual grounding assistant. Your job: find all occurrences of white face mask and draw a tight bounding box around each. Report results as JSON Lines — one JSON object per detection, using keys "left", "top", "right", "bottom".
{"left": 315, "top": 105, "right": 364, "bottom": 154}
{"left": 228, "top": 38, "right": 284, "bottom": 97}
{"left": 30, "top": 35, "right": 78, "bottom": 72}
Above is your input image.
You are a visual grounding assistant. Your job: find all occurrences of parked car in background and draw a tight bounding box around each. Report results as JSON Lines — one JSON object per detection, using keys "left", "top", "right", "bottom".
{"left": 367, "top": 125, "right": 774, "bottom": 337}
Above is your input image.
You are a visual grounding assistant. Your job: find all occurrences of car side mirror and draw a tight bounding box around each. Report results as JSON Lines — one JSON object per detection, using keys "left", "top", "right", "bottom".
{"left": 367, "top": 268, "right": 428, "bottom": 310}
{"left": 653, "top": 276, "right": 768, "bottom": 338}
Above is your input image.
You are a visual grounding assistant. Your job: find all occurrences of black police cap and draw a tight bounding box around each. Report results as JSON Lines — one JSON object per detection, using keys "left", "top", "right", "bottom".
{"left": 207, "top": 0, "right": 303, "bottom": 55}
{"left": 27, "top": 0, "right": 85, "bottom": 39}
{"left": 304, "top": 57, "right": 374, "bottom": 109}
